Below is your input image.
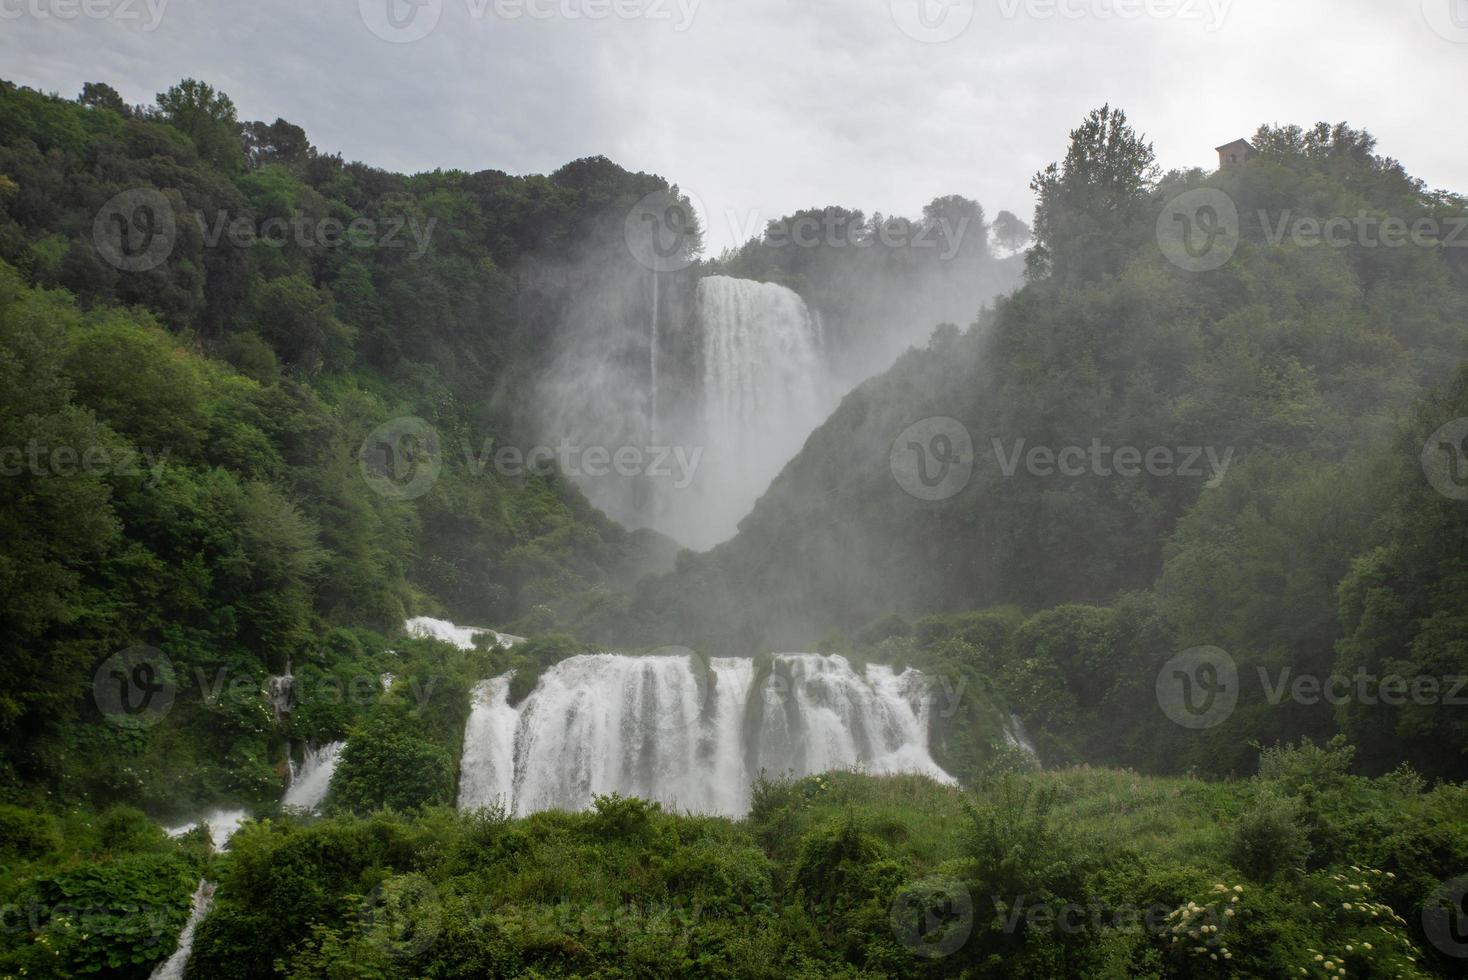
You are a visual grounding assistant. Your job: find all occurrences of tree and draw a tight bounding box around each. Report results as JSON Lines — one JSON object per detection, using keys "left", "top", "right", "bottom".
{"left": 991, "top": 209, "right": 1031, "bottom": 253}
{"left": 241, "top": 118, "right": 312, "bottom": 169}
{"left": 154, "top": 78, "right": 243, "bottom": 172}
{"left": 1026, "top": 104, "right": 1158, "bottom": 283}
{"left": 78, "top": 82, "right": 128, "bottom": 116}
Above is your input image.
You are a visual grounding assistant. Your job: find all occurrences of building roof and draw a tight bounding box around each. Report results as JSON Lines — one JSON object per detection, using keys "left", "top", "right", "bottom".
{"left": 1215, "top": 138, "right": 1254, "bottom": 153}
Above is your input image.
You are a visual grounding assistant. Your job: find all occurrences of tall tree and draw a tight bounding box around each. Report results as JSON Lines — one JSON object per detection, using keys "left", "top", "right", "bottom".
{"left": 1026, "top": 104, "right": 1158, "bottom": 283}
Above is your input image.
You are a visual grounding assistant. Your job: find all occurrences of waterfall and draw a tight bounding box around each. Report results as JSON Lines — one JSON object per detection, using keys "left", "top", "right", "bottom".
{"left": 282, "top": 740, "right": 346, "bottom": 813}
{"left": 688, "top": 276, "right": 830, "bottom": 548}
{"left": 457, "top": 652, "right": 951, "bottom": 818}
{"left": 649, "top": 270, "right": 659, "bottom": 442}
{"left": 164, "top": 809, "right": 248, "bottom": 852}
{"left": 535, "top": 274, "right": 833, "bottom": 552}
{"left": 1003, "top": 713, "right": 1041, "bottom": 764}
{"left": 148, "top": 880, "right": 216, "bottom": 980}
{"left": 406, "top": 615, "right": 524, "bottom": 650}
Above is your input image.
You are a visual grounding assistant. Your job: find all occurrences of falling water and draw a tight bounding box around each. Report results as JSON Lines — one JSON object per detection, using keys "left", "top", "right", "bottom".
{"left": 1003, "top": 713, "right": 1041, "bottom": 764}
{"left": 689, "top": 276, "right": 830, "bottom": 547}
{"left": 649, "top": 270, "right": 659, "bottom": 442}
{"left": 535, "top": 274, "right": 833, "bottom": 551}
{"left": 282, "top": 740, "right": 346, "bottom": 813}
{"left": 457, "top": 652, "right": 951, "bottom": 818}
{"left": 164, "top": 809, "right": 249, "bottom": 852}
{"left": 406, "top": 615, "right": 524, "bottom": 650}
{"left": 148, "top": 880, "right": 216, "bottom": 980}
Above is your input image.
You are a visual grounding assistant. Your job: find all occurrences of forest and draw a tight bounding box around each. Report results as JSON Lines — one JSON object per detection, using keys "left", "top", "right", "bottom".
{"left": 0, "top": 76, "right": 1467, "bottom": 978}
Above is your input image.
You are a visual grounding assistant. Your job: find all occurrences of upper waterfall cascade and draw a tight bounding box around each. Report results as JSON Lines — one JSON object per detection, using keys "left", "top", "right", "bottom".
{"left": 689, "top": 275, "right": 830, "bottom": 548}
{"left": 458, "top": 651, "right": 952, "bottom": 818}
{"left": 536, "top": 273, "right": 834, "bottom": 551}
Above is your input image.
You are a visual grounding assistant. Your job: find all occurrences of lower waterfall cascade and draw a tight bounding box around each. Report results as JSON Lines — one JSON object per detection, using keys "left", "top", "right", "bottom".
{"left": 458, "top": 651, "right": 953, "bottom": 818}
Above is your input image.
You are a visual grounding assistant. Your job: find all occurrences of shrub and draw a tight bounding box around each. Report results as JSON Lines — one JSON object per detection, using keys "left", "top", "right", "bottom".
{"left": 590, "top": 793, "right": 659, "bottom": 841}
{"left": 1227, "top": 789, "right": 1312, "bottom": 882}
{"left": 0, "top": 804, "right": 60, "bottom": 860}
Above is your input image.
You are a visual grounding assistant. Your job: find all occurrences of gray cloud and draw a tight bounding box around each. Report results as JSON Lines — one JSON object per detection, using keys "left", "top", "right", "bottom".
{"left": 1, "top": 0, "right": 1461, "bottom": 252}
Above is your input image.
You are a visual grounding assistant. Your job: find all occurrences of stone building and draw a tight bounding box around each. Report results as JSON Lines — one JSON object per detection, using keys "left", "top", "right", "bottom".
{"left": 1216, "top": 138, "right": 1254, "bottom": 169}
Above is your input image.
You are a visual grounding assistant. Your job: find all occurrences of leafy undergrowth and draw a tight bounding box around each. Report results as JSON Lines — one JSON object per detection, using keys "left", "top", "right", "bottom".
{"left": 5, "top": 747, "right": 1468, "bottom": 978}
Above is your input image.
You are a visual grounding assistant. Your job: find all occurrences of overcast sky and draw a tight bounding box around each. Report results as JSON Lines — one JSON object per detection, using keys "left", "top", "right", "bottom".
{"left": 3, "top": 0, "right": 1463, "bottom": 252}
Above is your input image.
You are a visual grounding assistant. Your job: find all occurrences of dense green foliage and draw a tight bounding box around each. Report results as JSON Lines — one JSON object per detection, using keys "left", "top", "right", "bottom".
{"left": 625, "top": 110, "right": 1468, "bottom": 782}
{"left": 5, "top": 76, "right": 1468, "bottom": 978}
{"left": 0, "top": 78, "right": 680, "bottom": 812}
{"left": 0, "top": 761, "right": 1424, "bottom": 978}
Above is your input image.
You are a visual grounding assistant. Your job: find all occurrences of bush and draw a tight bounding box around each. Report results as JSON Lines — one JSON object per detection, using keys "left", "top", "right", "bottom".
{"left": 1227, "top": 789, "right": 1312, "bottom": 882}
{"left": 0, "top": 804, "right": 60, "bottom": 860}
{"left": 331, "top": 717, "right": 456, "bottom": 812}
{"left": 590, "top": 793, "right": 659, "bottom": 841}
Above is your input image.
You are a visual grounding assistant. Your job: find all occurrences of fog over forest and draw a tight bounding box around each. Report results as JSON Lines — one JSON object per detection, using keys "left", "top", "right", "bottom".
{"left": 0, "top": 3, "right": 1466, "bottom": 978}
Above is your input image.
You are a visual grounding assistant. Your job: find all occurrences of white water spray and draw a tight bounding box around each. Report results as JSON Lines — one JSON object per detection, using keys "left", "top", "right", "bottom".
{"left": 457, "top": 652, "right": 951, "bottom": 818}
{"left": 688, "top": 276, "right": 830, "bottom": 547}
{"left": 148, "top": 880, "right": 216, "bottom": 980}
{"left": 282, "top": 740, "right": 346, "bottom": 813}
